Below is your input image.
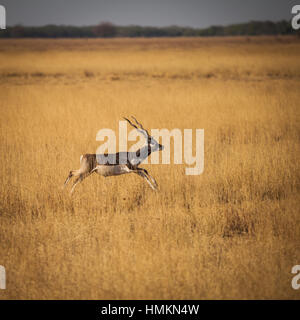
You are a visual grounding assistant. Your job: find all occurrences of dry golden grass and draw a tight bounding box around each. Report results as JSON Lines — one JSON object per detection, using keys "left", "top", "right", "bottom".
{"left": 0, "top": 37, "right": 299, "bottom": 299}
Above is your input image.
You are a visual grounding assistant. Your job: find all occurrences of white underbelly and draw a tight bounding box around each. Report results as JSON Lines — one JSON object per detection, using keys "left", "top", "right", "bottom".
{"left": 95, "top": 164, "right": 130, "bottom": 177}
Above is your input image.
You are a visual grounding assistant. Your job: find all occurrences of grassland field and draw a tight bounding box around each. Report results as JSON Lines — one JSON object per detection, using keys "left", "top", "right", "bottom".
{"left": 0, "top": 36, "right": 299, "bottom": 299}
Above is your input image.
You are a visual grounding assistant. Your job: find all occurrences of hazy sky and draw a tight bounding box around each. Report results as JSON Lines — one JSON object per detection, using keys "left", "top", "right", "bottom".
{"left": 1, "top": 0, "right": 297, "bottom": 28}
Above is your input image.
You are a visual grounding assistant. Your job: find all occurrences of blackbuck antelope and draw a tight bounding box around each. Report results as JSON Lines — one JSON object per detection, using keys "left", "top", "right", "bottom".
{"left": 64, "top": 117, "right": 164, "bottom": 194}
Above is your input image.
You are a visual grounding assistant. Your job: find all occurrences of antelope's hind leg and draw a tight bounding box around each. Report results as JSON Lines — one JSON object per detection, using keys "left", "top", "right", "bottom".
{"left": 63, "top": 171, "right": 74, "bottom": 188}
{"left": 64, "top": 154, "right": 88, "bottom": 191}
{"left": 70, "top": 171, "right": 94, "bottom": 194}
{"left": 70, "top": 174, "right": 85, "bottom": 194}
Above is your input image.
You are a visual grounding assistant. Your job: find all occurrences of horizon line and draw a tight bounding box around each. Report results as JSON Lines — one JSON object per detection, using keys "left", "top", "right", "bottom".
{"left": 4, "top": 19, "right": 291, "bottom": 29}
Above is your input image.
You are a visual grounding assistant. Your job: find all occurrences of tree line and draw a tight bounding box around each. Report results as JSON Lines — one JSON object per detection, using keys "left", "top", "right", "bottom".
{"left": 0, "top": 21, "right": 297, "bottom": 38}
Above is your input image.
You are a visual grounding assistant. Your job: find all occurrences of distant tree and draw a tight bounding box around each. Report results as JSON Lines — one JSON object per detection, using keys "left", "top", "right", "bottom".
{"left": 1, "top": 20, "right": 296, "bottom": 38}
{"left": 10, "top": 24, "right": 25, "bottom": 37}
{"left": 93, "top": 22, "right": 117, "bottom": 38}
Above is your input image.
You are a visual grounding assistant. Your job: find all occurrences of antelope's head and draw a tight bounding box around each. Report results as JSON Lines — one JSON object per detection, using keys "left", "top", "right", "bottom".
{"left": 123, "top": 116, "right": 164, "bottom": 154}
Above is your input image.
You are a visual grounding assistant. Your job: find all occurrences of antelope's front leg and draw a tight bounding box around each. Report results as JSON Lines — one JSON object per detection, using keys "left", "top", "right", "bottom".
{"left": 133, "top": 170, "right": 157, "bottom": 190}
{"left": 137, "top": 167, "right": 158, "bottom": 189}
